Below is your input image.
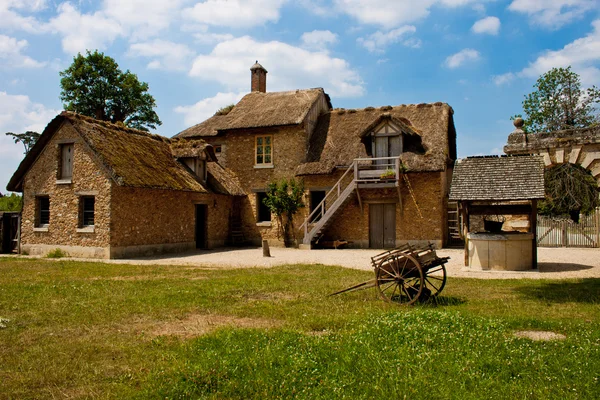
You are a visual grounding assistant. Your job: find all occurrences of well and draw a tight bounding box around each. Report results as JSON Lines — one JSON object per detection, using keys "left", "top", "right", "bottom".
{"left": 449, "top": 155, "right": 545, "bottom": 271}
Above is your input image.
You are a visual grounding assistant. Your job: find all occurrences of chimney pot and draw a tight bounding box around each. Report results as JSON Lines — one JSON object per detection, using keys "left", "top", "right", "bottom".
{"left": 250, "top": 61, "right": 267, "bottom": 93}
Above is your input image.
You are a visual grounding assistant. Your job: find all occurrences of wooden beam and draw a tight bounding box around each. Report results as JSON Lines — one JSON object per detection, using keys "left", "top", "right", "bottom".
{"left": 531, "top": 200, "right": 538, "bottom": 269}
{"left": 356, "top": 187, "right": 363, "bottom": 214}
{"left": 469, "top": 204, "right": 532, "bottom": 216}
{"left": 460, "top": 201, "right": 470, "bottom": 267}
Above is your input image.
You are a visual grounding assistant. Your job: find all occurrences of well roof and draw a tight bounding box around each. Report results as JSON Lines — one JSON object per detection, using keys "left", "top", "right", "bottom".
{"left": 7, "top": 112, "right": 239, "bottom": 194}
{"left": 296, "top": 103, "right": 456, "bottom": 174}
{"left": 449, "top": 155, "right": 546, "bottom": 201}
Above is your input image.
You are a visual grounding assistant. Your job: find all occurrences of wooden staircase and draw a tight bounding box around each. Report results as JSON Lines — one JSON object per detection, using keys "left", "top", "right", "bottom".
{"left": 300, "top": 156, "right": 402, "bottom": 246}
{"left": 447, "top": 200, "right": 463, "bottom": 246}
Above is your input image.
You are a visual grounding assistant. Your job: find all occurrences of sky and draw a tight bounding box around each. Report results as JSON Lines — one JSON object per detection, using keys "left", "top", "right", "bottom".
{"left": 1, "top": 0, "right": 600, "bottom": 193}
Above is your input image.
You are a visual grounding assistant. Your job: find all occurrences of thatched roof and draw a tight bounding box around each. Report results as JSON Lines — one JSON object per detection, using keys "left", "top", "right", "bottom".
{"left": 207, "top": 162, "right": 246, "bottom": 196}
{"left": 296, "top": 103, "right": 456, "bottom": 175}
{"left": 6, "top": 112, "right": 239, "bottom": 194}
{"left": 174, "top": 88, "right": 332, "bottom": 138}
{"left": 169, "top": 138, "right": 217, "bottom": 160}
{"left": 176, "top": 114, "right": 229, "bottom": 138}
{"left": 449, "top": 155, "right": 545, "bottom": 201}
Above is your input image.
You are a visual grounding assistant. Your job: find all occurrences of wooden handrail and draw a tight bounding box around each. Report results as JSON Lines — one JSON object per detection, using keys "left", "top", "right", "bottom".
{"left": 299, "top": 160, "right": 356, "bottom": 231}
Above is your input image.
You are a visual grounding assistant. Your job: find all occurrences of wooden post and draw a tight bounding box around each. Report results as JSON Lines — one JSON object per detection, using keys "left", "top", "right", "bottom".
{"left": 461, "top": 201, "right": 470, "bottom": 267}
{"left": 596, "top": 207, "right": 600, "bottom": 248}
{"left": 262, "top": 239, "right": 271, "bottom": 257}
{"left": 531, "top": 200, "right": 538, "bottom": 269}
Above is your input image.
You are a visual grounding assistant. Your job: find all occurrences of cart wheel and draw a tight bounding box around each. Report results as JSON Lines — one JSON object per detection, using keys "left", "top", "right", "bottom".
{"left": 375, "top": 254, "right": 424, "bottom": 305}
{"left": 423, "top": 263, "right": 447, "bottom": 299}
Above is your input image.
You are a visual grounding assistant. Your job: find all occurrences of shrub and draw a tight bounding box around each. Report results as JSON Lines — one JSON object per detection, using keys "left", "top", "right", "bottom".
{"left": 46, "top": 248, "right": 68, "bottom": 259}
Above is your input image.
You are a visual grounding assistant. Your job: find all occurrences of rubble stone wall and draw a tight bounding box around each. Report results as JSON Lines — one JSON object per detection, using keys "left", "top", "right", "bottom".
{"left": 20, "top": 121, "right": 112, "bottom": 258}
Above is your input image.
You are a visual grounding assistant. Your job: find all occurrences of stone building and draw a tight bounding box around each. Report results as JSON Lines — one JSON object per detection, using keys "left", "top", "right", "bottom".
{"left": 7, "top": 112, "right": 245, "bottom": 258}
{"left": 177, "top": 62, "right": 457, "bottom": 249}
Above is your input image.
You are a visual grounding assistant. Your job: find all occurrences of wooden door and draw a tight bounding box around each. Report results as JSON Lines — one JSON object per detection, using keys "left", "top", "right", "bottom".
{"left": 374, "top": 136, "right": 388, "bottom": 166}
{"left": 369, "top": 203, "right": 396, "bottom": 248}
{"left": 195, "top": 204, "right": 207, "bottom": 249}
{"left": 309, "top": 190, "right": 326, "bottom": 222}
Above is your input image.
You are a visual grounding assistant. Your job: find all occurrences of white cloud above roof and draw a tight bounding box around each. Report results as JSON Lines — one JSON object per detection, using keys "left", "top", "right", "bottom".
{"left": 508, "top": 0, "right": 596, "bottom": 29}
{"left": 444, "top": 48, "right": 480, "bottom": 68}
{"left": 175, "top": 92, "right": 246, "bottom": 126}
{"left": 471, "top": 16, "right": 500, "bottom": 35}
{"left": 357, "top": 26, "right": 418, "bottom": 53}
{"left": 189, "top": 36, "right": 364, "bottom": 97}
{"left": 301, "top": 30, "right": 338, "bottom": 50}
{"left": 0, "top": 35, "right": 45, "bottom": 68}
{"left": 128, "top": 40, "right": 195, "bottom": 71}
{"left": 183, "top": 0, "right": 287, "bottom": 29}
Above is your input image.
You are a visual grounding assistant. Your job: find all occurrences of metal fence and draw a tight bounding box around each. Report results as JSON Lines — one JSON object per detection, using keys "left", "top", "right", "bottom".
{"left": 537, "top": 209, "right": 600, "bottom": 248}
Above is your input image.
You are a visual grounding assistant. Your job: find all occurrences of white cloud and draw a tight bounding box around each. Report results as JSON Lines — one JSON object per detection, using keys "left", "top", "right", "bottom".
{"left": 184, "top": 0, "right": 287, "bottom": 29}
{"left": 189, "top": 36, "right": 364, "bottom": 97}
{"left": 357, "top": 26, "right": 418, "bottom": 53}
{"left": 492, "top": 72, "right": 515, "bottom": 85}
{"left": 301, "top": 30, "right": 338, "bottom": 50}
{"left": 128, "top": 40, "right": 195, "bottom": 71}
{"left": 0, "top": 91, "right": 58, "bottom": 191}
{"left": 103, "top": 0, "right": 184, "bottom": 40}
{"left": 0, "top": 35, "right": 45, "bottom": 68}
{"left": 193, "top": 33, "right": 236, "bottom": 45}
{"left": 174, "top": 92, "right": 246, "bottom": 126}
{"left": 0, "top": 0, "right": 47, "bottom": 33}
{"left": 334, "top": 0, "right": 487, "bottom": 29}
{"left": 508, "top": 0, "right": 596, "bottom": 29}
{"left": 444, "top": 48, "right": 480, "bottom": 68}
{"left": 520, "top": 19, "right": 600, "bottom": 85}
{"left": 297, "top": 0, "right": 330, "bottom": 16}
{"left": 45, "top": 3, "right": 124, "bottom": 54}
{"left": 471, "top": 16, "right": 500, "bottom": 35}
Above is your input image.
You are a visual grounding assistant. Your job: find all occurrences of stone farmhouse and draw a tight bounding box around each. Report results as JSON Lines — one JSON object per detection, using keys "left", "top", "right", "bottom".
{"left": 7, "top": 112, "right": 245, "bottom": 258}
{"left": 177, "top": 62, "right": 457, "bottom": 250}
{"left": 6, "top": 62, "right": 457, "bottom": 258}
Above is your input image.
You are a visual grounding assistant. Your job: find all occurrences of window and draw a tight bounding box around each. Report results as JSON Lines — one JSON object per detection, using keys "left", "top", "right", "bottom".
{"left": 36, "top": 196, "right": 50, "bottom": 227}
{"left": 214, "top": 145, "right": 222, "bottom": 154}
{"left": 256, "top": 192, "right": 271, "bottom": 222}
{"left": 182, "top": 157, "right": 207, "bottom": 181}
{"left": 255, "top": 135, "right": 272, "bottom": 165}
{"left": 80, "top": 196, "right": 95, "bottom": 227}
{"left": 59, "top": 143, "right": 74, "bottom": 180}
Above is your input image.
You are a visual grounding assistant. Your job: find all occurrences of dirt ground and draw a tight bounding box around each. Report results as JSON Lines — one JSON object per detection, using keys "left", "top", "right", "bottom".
{"left": 33, "top": 245, "right": 599, "bottom": 280}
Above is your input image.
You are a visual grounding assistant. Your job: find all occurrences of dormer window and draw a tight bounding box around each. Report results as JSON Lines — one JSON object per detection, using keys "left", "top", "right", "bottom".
{"left": 371, "top": 122, "right": 403, "bottom": 160}
{"left": 182, "top": 155, "right": 207, "bottom": 182}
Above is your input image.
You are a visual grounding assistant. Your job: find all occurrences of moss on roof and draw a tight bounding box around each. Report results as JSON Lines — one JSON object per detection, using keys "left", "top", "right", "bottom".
{"left": 296, "top": 102, "right": 456, "bottom": 175}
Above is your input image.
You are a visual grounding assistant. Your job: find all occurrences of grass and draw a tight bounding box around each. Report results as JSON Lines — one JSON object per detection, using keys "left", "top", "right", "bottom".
{"left": 0, "top": 257, "right": 598, "bottom": 399}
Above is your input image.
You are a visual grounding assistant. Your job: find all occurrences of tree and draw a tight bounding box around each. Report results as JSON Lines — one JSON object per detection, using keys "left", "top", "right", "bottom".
{"left": 5, "top": 131, "right": 40, "bottom": 154}
{"left": 0, "top": 193, "right": 23, "bottom": 212}
{"left": 539, "top": 164, "right": 599, "bottom": 223}
{"left": 59, "top": 50, "right": 161, "bottom": 131}
{"left": 263, "top": 179, "right": 305, "bottom": 247}
{"left": 515, "top": 66, "right": 600, "bottom": 133}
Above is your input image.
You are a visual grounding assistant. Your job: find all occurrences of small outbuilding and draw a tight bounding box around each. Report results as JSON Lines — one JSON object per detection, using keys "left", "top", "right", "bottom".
{"left": 449, "top": 155, "right": 545, "bottom": 270}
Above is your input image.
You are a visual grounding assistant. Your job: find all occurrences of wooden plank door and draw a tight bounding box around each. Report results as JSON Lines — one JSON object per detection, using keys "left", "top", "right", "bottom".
{"left": 369, "top": 203, "right": 396, "bottom": 248}
{"left": 195, "top": 204, "right": 207, "bottom": 249}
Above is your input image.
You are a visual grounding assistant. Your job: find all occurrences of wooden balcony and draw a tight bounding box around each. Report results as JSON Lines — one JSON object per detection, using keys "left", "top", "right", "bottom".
{"left": 354, "top": 156, "right": 402, "bottom": 188}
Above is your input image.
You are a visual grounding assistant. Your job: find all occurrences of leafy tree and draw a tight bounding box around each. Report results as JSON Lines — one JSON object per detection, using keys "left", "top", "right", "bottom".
{"left": 263, "top": 179, "right": 305, "bottom": 247}
{"left": 60, "top": 50, "right": 161, "bottom": 131}
{"left": 0, "top": 193, "right": 23, "bottom": 212}
{"left": 5, "top": 131, "right": 40, "bottom": 154}
{"left": 539, "top": 163, "right": 599, "bottom": 223}
{"left": 514, "top": 66, "right": 600, "bottom": 133}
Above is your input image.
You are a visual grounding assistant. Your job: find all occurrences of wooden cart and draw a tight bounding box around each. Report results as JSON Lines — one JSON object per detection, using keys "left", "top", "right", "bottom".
{"left": 330, "top": 243, "right": 449, "bottom": 305}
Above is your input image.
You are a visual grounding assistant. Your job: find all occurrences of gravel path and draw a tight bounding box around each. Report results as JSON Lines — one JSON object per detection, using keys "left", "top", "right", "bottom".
{"left": 44, "top": 246, "right": 600, "bottom": 280}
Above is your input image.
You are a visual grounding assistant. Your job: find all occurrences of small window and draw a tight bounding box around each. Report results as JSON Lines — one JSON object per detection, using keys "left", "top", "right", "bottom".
{"left": 255, "top": 135, "right": 272, "bottom": 165}
{"left": 256, "top": 192, "right": 271, "bottom": 222}
{"left": 80, "top": 196, "right": 95, "bottom": 227}
{"left": 59, "top": 143, "right": 74, "bottom": 180}
{"left": 36, "top": 196, "right": 50, "bottom": 227}
{"left": 214, "top": 145, "right": 222, "bottom": 154}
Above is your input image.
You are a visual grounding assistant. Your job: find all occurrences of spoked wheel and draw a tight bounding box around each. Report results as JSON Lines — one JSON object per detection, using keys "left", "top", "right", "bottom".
{"left": 422, "top": 263, "right": 447, "bottom": 299}
{"left": 375, "top": 254, "right": 424, "bottom": 305}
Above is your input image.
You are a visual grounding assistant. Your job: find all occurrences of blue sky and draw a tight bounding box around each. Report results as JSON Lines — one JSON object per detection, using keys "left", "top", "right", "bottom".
{"left": 1, "top": 0, "right": 600, "bottom": 192}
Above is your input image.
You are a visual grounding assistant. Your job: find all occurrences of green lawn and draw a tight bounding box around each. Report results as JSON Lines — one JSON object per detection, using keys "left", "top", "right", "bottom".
{"left": 0, "top": 257, "right": 598, "bottom": 399}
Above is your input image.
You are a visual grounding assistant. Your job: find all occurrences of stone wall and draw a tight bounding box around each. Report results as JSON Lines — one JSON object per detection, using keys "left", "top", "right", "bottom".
{"left": 306, "top": 172, "right": 446, "bottom": 248}
{"left": 202, "top": 125, "right": 309, "bottom": 246}
{"left": 110, "top": 186, "right": 232, "bottom": 255}
{"left": 20, "top": 121, "right": 112, "bottom": 258}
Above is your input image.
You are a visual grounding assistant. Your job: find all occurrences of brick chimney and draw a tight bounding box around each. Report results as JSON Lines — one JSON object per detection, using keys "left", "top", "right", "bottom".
{"left": 250, "top": 61, "right": 267, "bottom": 93}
